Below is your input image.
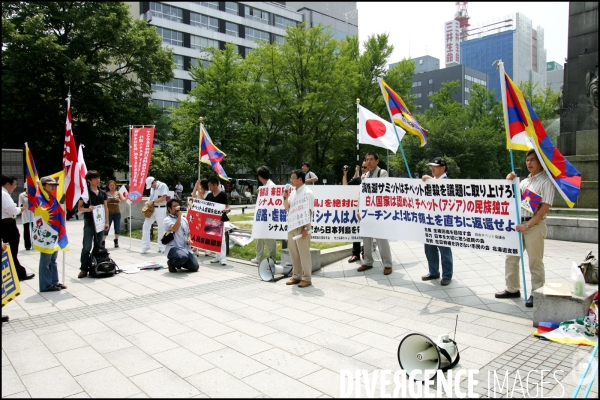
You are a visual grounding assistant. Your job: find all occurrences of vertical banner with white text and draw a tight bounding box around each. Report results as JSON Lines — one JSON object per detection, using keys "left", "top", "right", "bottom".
{"left": 187, "top": 198, "right": 225, "bottom": 252}
{"left": 128, "top": 127, "right": 155, "bottom": 202}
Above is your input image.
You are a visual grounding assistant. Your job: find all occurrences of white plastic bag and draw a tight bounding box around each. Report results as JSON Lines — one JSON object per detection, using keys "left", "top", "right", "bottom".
{"left": 571, "top": 261, "right": 585, "bottom": 297}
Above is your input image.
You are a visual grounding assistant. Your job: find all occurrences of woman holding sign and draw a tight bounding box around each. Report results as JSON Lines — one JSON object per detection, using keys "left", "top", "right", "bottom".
{"left": 103, "top": 180, "right": 126, "bottom": 249}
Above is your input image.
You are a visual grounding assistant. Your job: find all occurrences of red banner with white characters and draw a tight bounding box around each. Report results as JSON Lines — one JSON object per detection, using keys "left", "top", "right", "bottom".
{"left": 128, "top": 127, "right": 155, "bottom": 202}
{"left": 187, "top": 198, "right": 225, "bottom": 252}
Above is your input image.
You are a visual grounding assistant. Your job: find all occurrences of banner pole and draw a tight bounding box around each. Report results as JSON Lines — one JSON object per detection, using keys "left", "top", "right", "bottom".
{"left": 498, "top": 60, "right": 528, "bottom": 302}
{"left": 356, "top": 99, "right": 360, "bottom": 167}
{"left": 128, "top": 125, "right": 132, "bottom": 250}
{"left": 198, "top": 117, "right": 203, "bottom": 182}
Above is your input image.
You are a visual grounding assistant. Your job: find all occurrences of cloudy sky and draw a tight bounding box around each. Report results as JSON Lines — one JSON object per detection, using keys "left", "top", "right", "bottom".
{"left": 356, "top": 2, "right": 569, "bottom": 68}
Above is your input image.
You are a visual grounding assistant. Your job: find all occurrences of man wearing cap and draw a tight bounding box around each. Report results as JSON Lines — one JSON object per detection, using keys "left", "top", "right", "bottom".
{"left": 421, "top": 157, "right": 454, "bottom": 286}
{"left": 141, "top": 176, "right": 169, "bottom": 254}
{"left": 78, "top": 170, "right": 108, "bottom": 278}
{"left": 1, "top": 175, "right": 35, "bottom": 281}
{"left": 356, "top": 151, "right": 394, "bottom": 276}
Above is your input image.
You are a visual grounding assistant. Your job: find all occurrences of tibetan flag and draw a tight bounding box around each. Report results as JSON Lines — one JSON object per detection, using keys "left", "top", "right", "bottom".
{"left": 521, "top": 188, "right": 542, "bottom": 214}
{"left": 378, "top": 78, "right": 428, "bottom": 146}
{"left": 533, "top": 318, "right": 597, "bottom": 346}
{"left": 501, "top": 69, "right": 581, "bottom": 208}
{"left": 25, "top": 143, "right": 40, "bottom": 213}
{"left": 48, "top": 170, "right": 66, "bottom": 204}
{"left": 200, "top": 126, "right": 229, "bottom": 180}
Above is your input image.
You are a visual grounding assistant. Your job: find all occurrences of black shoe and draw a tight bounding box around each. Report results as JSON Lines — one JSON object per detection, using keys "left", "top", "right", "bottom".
{"left": 440, "top": 279, "right": 451, "bottom": 286}
{"left": 19, "top": 273, "right": 35, "bottom": 281}
{"left": 44, "top": 286, "right": 61, "bottom": 292}
{"left": 525, "top": 295, "right": 533, "bottom": 308}
{"left": 2, "top": 315, "right": 9, "bottom": 323}
{"left": 495, "top": 289, "right": 521, "bottom": 298}
{"left": 421, "top": 274, "right": 440, "bottom": 281}
{"left": 348, "top": 255, "right": 360, "bottom": 263}
{"left": 167, "top": 260, "right": 177, "bottom": 273}
{"left": 114, "top": 239, "right": 119, "bottom": 248}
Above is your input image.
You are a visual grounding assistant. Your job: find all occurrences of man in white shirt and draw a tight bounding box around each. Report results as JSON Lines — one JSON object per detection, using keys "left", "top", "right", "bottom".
{"left": 301, "top": 162, "right": 318, "bottom": 185}
{"left": 141, "top": 176, "right": 169, "bottom": 254}
{"left": 252, "top": 166, "right": 277, "bottom": 265}
{"left": 18, "top": 183, "right": 33, "bottom": 251}
{"left": 1, "top": 175, "right": 34, "bottom": 280}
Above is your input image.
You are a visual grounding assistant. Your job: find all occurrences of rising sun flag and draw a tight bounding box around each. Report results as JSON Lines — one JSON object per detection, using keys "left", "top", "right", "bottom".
{"left": 500, "top": 66, "right": 581, "bottom": 208}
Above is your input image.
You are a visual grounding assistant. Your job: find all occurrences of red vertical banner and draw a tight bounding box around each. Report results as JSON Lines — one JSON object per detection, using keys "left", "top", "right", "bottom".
{"left": 128, "top": 127, "right": 155, "bottom": 202}
{"left": 187, "top": 198, "right": 225, "bottom": 252}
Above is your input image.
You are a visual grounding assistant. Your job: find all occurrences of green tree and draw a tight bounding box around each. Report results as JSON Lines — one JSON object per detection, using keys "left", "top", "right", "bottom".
{"left": 2, "top": 2, "right": 174, "bottom": 178}
{"left": 518, "top": 80, "right": 560, "bottom": 122}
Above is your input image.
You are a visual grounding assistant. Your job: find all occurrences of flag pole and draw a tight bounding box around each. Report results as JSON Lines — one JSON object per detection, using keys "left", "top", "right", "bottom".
{"left": 61, "top": 92, "right": 71, "bottom": 285}
{"left": 128, "top": 125, "right": 132, "bottom": 250}
{"left": 497, "top": 59, "right": 528, "bottom": 302}
{"left": 377, "top": 79, "right": 412, "bottom": 178}
{"left": 198, "top": 117, "right": 204, "bottom": 182}
{"left": 356, "top": 99, "right": 360, "bottom": 167}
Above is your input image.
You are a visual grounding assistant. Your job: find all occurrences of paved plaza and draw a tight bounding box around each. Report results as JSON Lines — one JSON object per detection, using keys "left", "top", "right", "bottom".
{"left": 2, "top": 209, "right": 598, "bottom": 398}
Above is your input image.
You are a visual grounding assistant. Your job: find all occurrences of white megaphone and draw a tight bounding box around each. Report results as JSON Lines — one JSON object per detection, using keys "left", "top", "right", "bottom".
{"left": 397, "top": 332, "right": 460, "bottom": 381}
{"left": 258, "top": 258, "right": 293, "bottom": 282}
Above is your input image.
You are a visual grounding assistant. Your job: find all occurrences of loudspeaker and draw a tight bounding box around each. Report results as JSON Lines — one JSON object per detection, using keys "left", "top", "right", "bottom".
{"left": 258, "top": 258, "right": 292, "bottom": 282}
{"left": 397, "top": 333, "right": 460, "bottom": 381}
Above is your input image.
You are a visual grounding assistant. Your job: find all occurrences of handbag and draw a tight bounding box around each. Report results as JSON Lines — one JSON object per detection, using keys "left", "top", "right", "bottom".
{"left": 161, "top": 230, "right": 175, "bottom": 245}
{"left": 220, "top": 211, "right": 230, "bottom": 222}
{"left": 579, "top": 251, "right": 598, "bottom": 284}
{"left": 141, "top": 204, "right": 154, "bottom": 218}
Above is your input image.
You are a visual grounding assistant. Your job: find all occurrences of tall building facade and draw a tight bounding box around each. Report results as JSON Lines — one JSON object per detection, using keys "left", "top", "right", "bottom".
{"left": 460, "top": 13, "right": 547, "bottom": 100}
{"left": 390, "top": 55, "right": 440, "bottom": 74}
{"left": 546, "top": 61, "right": 564, "bottom": 92}
{"left": 285, "top": 2, "right": 358, "bottom": 39}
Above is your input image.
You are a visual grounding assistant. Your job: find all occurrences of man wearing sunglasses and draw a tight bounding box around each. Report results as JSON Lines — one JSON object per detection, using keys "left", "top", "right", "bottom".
{"left": 343, "top": 161, "right": 367, "bottom": 263}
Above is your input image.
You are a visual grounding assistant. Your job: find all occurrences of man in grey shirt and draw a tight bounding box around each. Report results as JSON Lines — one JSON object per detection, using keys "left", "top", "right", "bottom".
{"left": 163, "top": 198, "right": 199, "bottom": 273}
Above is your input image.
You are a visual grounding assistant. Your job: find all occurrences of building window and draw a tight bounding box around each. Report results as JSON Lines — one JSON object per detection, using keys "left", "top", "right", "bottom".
{"left": 428, "top": 79, "right": 433, "bottom": 84}
{"left": 226, "top": 22, "right": 239, "bottom": 37}
{"left": 195, "top": 2, "right": 219, "bottom": 10}
{"left": 245, "top": 27, "right": 270, "bottom": 43}
{"left": 465, "top": 74, "right": 472, "bottom": 82}
{"left": 190, "top": 35, "right": 219, "bottom": 51}
{"left": 416, "top": 93, "right": 422, "bottom": 98}
{"left": 465, "top": 87, "right": 470, "bottom": 93}
{"left": 419, "top": 60, "right": 423, "bottom": 65}
{"left": 153, "top": 99, "right": 179, "bottom": 110}
{"left": 191, "top": 58, "right": 212, "bottom": 70}
{"left": 274, "top": 15, "right": 297, "bottom": 29}
{"left": 152, "top": 79, "right": 184, "bottom": 93}
{"left": 174, "top": 55, "right": 184, "bottom": 70}
{"left": 157, "top": 27, "right": 183, "bottom": 47}
{"left": 417, "top": 104, "right": 423, "bottom": 109}
{"left": 190, "top": 12, "right": 219, "bottom": 31}
{"left": 412, "top": 81, "right": 422, "bottom": 88}
{"left": 428, "top": 91, "right": 433, "bottom": 95}
{"left": 465, "top": 99, "right": 469, "bottom": 105}
{"left": 245, "top": 6, "right": 269, "bottom": 24}
{"left": 225, "top": 2, "right": 238, "bottom": 15}
{"left": 429, "top": 103, "right": 434, "bottom": 108}
{"left": 274, "top": 35, "right": 285, "bottom": 44}
{"left": 150, "top": 2, "right": 183, "bottom": 22}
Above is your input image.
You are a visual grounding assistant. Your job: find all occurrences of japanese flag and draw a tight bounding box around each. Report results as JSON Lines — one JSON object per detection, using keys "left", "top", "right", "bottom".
{"left": 358, "top": 105, "right": 404, "bottom": 153}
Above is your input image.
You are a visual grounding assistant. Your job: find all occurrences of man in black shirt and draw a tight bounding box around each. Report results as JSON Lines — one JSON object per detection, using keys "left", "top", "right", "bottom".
{"left": 77, "top": 170, "right": 108, "bottom": 278}
{"left": 205, "top": 177, "right": 231, "bottom": 265}
{"left": 343, "top": 162, "right": 367, "bottom": 263}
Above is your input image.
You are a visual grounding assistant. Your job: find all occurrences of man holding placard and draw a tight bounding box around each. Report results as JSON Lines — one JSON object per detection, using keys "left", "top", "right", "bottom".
{"left": 77, "top": 170, "right": 108, "bottom": 278}
{"left": 283, "top": 169, "right": 314, "bottom": 287}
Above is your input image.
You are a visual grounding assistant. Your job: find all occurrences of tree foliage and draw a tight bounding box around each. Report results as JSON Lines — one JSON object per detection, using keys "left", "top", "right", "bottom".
{"left": 2, "top": 2, "right": 174, "bottom": 178}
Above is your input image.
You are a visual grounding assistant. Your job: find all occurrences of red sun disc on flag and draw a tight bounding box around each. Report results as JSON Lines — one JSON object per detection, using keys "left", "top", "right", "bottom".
{"left": 366, "top": 119, "right": 386, "bottom": 138}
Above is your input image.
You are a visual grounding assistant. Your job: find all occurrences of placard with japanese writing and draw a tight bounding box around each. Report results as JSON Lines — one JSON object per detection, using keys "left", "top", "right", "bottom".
{"left": 2, "top": 245, "right": 21, "bottom": 307}
{"left": 252, "top": 185, "right": 289, "bottom": 239}
{"left": 287, "top": 193, "right": 311, "bottom": 232}
{"left": 187, "top": 198, "right": 225, "bottom": 252}
{"left": 128, "top": 127, "right": 155, "bottom": 202}
{"left": 359, "top": 178, "right": 521, "bottom": 255}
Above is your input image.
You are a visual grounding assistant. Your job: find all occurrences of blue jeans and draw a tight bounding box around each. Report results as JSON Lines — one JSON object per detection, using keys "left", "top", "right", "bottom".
{"left": 424, "top": 244, "right": 453, "bottom": 280}
{"left": 81, "top": 218, "right": 105, "bottom": 272}
{"left": 167, "top": 247, "right": 199, "bottom": 272}
{"left": 104, "top": 213, "right": 121, "bottom": 236}
{"left": 39, "top": 251, "right": 59, "bottom": 291}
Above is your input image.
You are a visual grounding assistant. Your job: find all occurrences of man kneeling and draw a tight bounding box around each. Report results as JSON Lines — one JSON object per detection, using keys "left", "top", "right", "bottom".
{"left": 164, "top": 199, "right": 199, "bottom": 273}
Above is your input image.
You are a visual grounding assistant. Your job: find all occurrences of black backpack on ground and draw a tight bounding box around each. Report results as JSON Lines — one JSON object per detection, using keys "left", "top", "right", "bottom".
{"left": 89, "top": 247, "right": 120, "bottom": 278}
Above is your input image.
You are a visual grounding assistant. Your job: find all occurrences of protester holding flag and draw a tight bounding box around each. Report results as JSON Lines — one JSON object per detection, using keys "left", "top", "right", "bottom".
{"left": 77, "top": 170, "right": 108, "bottom": 278}
{"left": 1, "top": 175, "right": 34, "bottom": 281}
{"left": 141, "top": 177, "right": 169, "bottom": 254}
{"left": 103, "top": 180, "right": 126, "bottom": 249}
{"left": 495, "top": 149, "right": 555, "bottom": 307}
{"left": 18, "top": 183, "right": 32, "bottom": 251}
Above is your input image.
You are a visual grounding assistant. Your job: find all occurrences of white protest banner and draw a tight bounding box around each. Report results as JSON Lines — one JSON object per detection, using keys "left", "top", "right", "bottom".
{"left": 252, "top": 185, "right": 289, "bottom": 240}
{"left": 287, "top": 193, "right": 311, "bottom": 232}
{"left": 310, "top": 186, "right": 361, "bottom": 242}
{"left": 187, "top": 198, "right": 225, "bottom": 252}
{"left": 92, "top": 204, "right": 105, "bottom": 233}
{"left": 359, "top": 178, "right": 521, "bottom": 255}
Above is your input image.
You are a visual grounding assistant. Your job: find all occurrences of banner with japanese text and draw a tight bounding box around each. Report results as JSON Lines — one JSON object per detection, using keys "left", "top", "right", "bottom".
{"left": 2, "top": 245, "right": 21, "bottom": 307}
{"left": 251, "top": 185, "right": 361, "bottom": 242}
{"left": 128, "top": 127, "right": 155, "bottom": 202}
{"left": 187, "top": 198, "right": 225, "bottom": 252}
{"left": 359, "top": 178, "right": 521, "bottom": 255}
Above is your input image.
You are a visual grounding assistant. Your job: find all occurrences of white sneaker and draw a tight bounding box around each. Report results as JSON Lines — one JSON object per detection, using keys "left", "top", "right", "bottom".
{"left": 210, "top": 259, "right": 220, "bottom": 264}
{"left": 250, "top": 258, "right": 259, "bottom": 264}
{"left": 141, "top": 249, "right": 149, "bottom": 254}
{"left": 220, "top": 260, "right": 227, "bottom": 265}
{"left": 204, "top": 251, "right": 211, "bottom": 257}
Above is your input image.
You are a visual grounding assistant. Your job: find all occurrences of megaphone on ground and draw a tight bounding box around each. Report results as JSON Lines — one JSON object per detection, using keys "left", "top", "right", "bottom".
{"left": 397, "top": 333, "right": 460, "bottom": 381}
{"left": 258, "top": 258, "right": 293, "bottom": 282}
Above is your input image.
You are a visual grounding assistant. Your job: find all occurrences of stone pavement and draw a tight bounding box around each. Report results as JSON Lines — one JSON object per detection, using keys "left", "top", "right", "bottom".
{"left": 2, "top": 213, "right": 598, "bottom": 398}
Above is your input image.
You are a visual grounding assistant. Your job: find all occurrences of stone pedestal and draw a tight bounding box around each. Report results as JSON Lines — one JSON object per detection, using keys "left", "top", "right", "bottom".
{"left": 280, "top": 248, "right": 321, "bottom": 272}
{"left": 533, "top": 286, "right": 597, "bottom": 327}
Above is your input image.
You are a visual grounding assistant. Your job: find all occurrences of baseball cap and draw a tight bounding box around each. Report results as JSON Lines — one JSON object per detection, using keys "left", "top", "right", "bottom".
{"left": 428, "top": 157, "right": 447, "bottom": 167}
{"left": 40, "top": 176, "right": 59, "bottom": 186}
{"left": 145, "top": 177, "right": 155, "bottom": 189}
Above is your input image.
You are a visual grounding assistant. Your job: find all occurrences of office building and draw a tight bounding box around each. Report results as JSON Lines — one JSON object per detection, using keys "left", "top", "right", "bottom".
{"left": 285, "top": 2, "right": 358, "bottom": 40}
{"left": 390, "top": 55, "right": 440, "bottom": 74}
{"left": 460, "top": 13, "right": 547, "bottom": 101}
{"left": 546, "top": 61, "right": 564, "bottom": 92}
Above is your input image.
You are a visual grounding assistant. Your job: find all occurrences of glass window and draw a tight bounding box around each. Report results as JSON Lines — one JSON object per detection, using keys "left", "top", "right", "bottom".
{"left": 226, "top": 22, "right": 238, "bottom": 37}
{"left": 174, "top": 55, "right": 184, "bottom": 70}
{"left": 225, "top": 1, "right": 238, "bottom": 15}
{"left": 152, "top": 79, "right": 184, "bottom": 93}
{"left": 465, "top": 74, "right": 472, "bottom": 82}
{"left": 153, "top": 99, "right": 179, "bottom": 110}
{"left": 190, "top": 35, "right": 219, "bottom": 51}
{"left": 465, "top": 99, "right": 469, "bottom": 105}
{"left": 245, "top": 27, "right": 270, "bottom": 43}
{"left": 274, "top": 35, "right": 285, "bottom": 44}
{"left": 428, "top": 91, "right": 433, "bottom": 95}
{"left": 157, "top": 27, "right": 183, "bottom": 47}
{"left": 191, "top": 58, "right": 212, "bottom": 69}
{"left": 428, "top": 79, "right": 433, "bottom": 84}
{"left": 416, "top": 93, "right": 422, "bottom": 98}
{"left": 274, "top": 15, "right": 297, "bottom": 29}
{"left": 417, "top": 104, "right": 423, "bottom": 109}
{"left": 465, "top": 87, "right": 470, "bottom": 93}
{"left": 190, "top": 12, "right": 219, "bottom": 31}
{"left": 150, "top": 2, "right": 182, "bottom": 22}
{"left": 429, "top": 103, "right": 433, "bottom": 108}
{"left": 195, "top": 2, "right": 219, "bottom": 10}
{"left": 245, "top": 6, "right": 269, "bottom": 24}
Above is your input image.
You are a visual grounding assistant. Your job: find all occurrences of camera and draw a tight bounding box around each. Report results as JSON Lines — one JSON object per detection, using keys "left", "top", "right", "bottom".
{"left": 343, "top": 165, "right": 349, "bottom": 171}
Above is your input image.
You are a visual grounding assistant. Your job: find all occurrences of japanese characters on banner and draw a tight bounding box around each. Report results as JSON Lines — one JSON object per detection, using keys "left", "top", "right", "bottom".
{"left": 2, "top": 245, "right": 21, "bottom": 307}
{"left": 251, "top": 185, "right": 361, "bottom": 242}
{"left": 187, "top": 198, "right": 225, "bottom": 252}
{"left": 359, "top": 178, "right": 521, "bottom": 255}
{"left": 128, "top": 127, "right": 155, "bottom": 202}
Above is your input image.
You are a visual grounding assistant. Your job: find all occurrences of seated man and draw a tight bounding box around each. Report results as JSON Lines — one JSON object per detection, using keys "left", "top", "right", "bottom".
{"left": 163, "top": 198, "right": 199, "bottom": 273}
{"left": 230, "top": 186, "right": 242, "bottom": 202}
